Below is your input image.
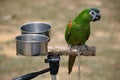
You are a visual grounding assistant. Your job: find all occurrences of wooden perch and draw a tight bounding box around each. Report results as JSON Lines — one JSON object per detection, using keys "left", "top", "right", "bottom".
{"left": 48, "top": 45, "right": 96, "bottom": 56}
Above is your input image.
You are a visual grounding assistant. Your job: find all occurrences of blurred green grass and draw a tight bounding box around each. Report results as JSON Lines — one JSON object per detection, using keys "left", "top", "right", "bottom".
{"left": 0, "top": 0, "right": 120, "bottom": 80}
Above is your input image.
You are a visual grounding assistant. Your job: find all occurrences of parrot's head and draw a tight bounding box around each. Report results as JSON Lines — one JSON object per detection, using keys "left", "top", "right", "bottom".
{"left": 76, "top": 8, "right": 101, "bottom": 23}
{"left": 89, "top": 8, "right": 101, "bottom": 22}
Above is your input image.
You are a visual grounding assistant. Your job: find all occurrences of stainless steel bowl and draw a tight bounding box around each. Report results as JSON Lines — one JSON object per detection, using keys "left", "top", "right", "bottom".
{"left": 21, "top": 22, "right": 51, "bottom": 41}
{"left": 16, "top": 34, "right": 49, "bottom": 56}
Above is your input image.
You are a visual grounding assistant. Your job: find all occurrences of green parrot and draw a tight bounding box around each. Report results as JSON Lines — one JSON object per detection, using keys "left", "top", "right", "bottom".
{"left": 65, "top": 8, "right": 101, "bottom": 74}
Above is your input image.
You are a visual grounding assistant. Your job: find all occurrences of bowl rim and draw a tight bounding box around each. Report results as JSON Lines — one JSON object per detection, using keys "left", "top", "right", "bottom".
{"left": 16, "top": 34, "right": 49, "bottom": 43}
{"left": 20, "top": 22, "right": 51, "bottom": 33}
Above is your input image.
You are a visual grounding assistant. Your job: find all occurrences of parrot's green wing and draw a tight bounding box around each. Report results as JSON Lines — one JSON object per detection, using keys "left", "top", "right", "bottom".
{"left": 65, "top": 21, "right": 90, "bottom": 46}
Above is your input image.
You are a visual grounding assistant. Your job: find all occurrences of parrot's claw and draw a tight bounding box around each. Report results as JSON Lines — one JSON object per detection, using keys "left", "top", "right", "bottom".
{"left": 84, "top": 44, "right": 89, "bottom": 50}
{"left": 68, "top": 45, "right": 79, "bottom": 55}
{"left": 68, "top": 45, "right": 72, "bottom": 51}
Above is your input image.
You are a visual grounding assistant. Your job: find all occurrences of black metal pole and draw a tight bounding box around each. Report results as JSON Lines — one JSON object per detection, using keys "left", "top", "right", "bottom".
{"left": 12, "top": 68, "right": 50, "bottom": 80}
{"left": 45, "top": 55, "right": 60, "bottom": 80}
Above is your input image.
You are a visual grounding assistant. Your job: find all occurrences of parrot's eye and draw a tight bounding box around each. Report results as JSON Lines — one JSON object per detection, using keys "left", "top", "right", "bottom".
{"left": 89, "top": 11, "right": 96, "bottom": 16}
{"left": 91, "top": 12, "right": 94, "bottom": 15}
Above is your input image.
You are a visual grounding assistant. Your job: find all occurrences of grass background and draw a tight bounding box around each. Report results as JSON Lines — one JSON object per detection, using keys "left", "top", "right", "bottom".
{"left": 0, "top": 0, "right": 120, "bottom": 80}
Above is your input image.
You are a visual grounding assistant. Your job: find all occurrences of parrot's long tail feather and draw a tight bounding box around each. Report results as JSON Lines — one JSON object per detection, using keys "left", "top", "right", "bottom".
{"left": 68, "top": 55, "right": 76, "bottom": 74}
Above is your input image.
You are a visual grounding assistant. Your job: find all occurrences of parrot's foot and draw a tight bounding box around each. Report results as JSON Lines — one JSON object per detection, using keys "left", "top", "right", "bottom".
{"left": 68, "top": 45, "right": 78, "bottom": 55}
{"left": 77, "top": 44, "right": 89, "bottom": 50}
{"left": 68, "top": 45, "right": 73, "bottom": 51}
{"left": 84, "top": 44, "right": 89, "bottom": 50}
{"left": 77, "top": 44, "right": 91, "bottom": 56}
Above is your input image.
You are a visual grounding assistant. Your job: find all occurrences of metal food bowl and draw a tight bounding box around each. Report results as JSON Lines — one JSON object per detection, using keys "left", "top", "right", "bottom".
{"left": 16, "top": 34, "right": 49, "bottom": 56}
{"left": 21, "top": 22, "right": 51, "bottom": 41}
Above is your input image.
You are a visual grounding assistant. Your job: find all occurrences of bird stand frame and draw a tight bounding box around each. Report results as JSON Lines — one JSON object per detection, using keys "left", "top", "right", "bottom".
{"left": 14, "top": 22, "right": 96, "bottom": 80}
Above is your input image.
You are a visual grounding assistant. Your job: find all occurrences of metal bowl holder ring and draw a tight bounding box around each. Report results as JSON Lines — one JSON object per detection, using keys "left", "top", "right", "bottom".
{"left": 14, "top": 22, "right": 60, "bottom": 80}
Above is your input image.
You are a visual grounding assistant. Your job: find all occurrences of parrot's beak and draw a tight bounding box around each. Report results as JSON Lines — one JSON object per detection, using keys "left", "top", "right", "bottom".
{"left": 93, "top": 13, "right": 101, "bottom": 21}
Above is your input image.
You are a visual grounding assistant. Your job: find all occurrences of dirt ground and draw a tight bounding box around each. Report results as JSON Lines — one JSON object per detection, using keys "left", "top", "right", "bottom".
{"left": 0, "top": 0, "right": 120, "bottom": 80}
